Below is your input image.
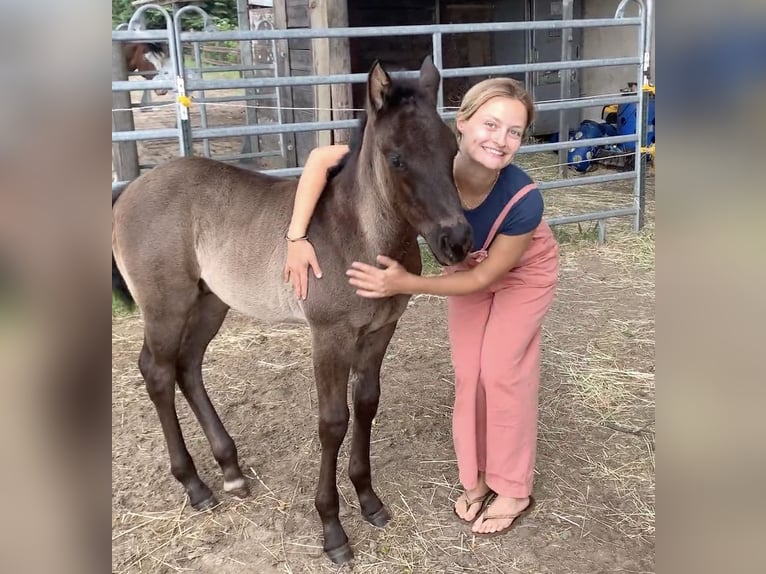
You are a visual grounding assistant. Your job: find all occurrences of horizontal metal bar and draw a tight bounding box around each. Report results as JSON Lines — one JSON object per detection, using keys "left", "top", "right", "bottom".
{"left": 546, "top": 207, "right": 637, "bottom": 226}
{"left": 112, "top": 128, "right": 180, "bottom": 142}
{"left": 191, "top": 119, "right": 358, "bottom": 139}
{"left": 441, "top": 57, "right": 640, "bottom": 79}
{"left": 185, "top": 64, "right": 277, "bottom": 73}
{"left": 537, "top": 171, "right": 635, "bottom": 191}
{"left": 519, "top": 134, "right": 638, "bottom": 154}
{"left": 113, "top": 112, "right": 640, "bottom": 146}
{"left": 112, "top": 118, "right": 356, "bottom": 142}
{"left": 114, "top": 18, "right": 642, "bottom": 45}
{"left": 116, "top": 157, "right": 638, "bottom": 193}
{"left": 211, "top": 150, "right": 282, "bottom": 161}
{"left": 166, "top": 18, "right": 641, "bottom": 42}
{"left": 535, "top": 94, "right": 638, "bottom": 112}
{"left": 441, "top": 94, "right": 639, "bottom": 120}
{"left": 113, "top": 30, "right": 172, "bottom": 42}
{"left": 115, "top": 56, "right": 640, "bottom": 93}
{"left": 113, "top": 180, "right": 130, "bottom": 192}
{"left": 194, "top": 93, "right": 276, "bottom": 103}
{"left": 113, "top": 79, "right": 176, "bottom": 91}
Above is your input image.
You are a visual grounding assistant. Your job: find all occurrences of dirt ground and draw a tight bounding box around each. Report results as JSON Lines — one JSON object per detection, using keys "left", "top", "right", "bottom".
{"left": 112, "top": 217, "right": 654, "bottom": 574}
{"left": 113, "top": 87, "right": 654, "bottom": 573}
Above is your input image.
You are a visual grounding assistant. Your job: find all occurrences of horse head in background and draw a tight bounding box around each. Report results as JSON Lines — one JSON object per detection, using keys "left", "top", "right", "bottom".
{"left": 123, "top": 42, "right": 170, "bottom": 96}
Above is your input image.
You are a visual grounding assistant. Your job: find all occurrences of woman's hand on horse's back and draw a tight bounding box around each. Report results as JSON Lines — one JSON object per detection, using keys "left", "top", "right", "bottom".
{"left": 284, "top": 240, "right": 323, "bottom": 300}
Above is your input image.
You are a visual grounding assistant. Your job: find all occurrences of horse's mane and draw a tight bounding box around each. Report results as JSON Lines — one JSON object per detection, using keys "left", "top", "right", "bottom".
{"left": 145, "top": 42, "right": 167, "bottom": 56}
{"left": 326, "top": 112, "right": 367, "bottom": 182}
{"left": 326, "top": 80, "right": 422, "bottom": 183}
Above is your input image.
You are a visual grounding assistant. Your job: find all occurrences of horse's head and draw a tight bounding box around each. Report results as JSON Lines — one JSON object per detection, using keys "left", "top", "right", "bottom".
{"left": 361, "top": 56, "right": 472, "bottom": 266}
{"left": 125, "top": 43, "right": 170, "bottom": 96}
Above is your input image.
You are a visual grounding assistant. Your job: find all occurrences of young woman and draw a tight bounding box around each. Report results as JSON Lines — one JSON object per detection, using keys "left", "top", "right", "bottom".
{"left": 283, "top": 78, "right": 558, "bottom": 536}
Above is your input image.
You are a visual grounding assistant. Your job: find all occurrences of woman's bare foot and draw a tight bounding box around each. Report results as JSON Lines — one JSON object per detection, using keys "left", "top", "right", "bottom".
{"left": 454, "top": 474, "right": 491, "bottom": 522}
{"left": 471, "top": 495, "right": 531, "bottom": 534}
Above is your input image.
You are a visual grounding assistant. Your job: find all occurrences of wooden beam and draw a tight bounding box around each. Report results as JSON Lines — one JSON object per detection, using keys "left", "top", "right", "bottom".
{"left": 310, "top": 0, "right": 332, "bottom": 147}
{"left": 273, "top": 0, "right": 298, "bottom": 168}
{"left": 111, "top": 41, "right": 139, "bottom": 182}
{"left": 327, "top": 0, "right": 352, "bottom": 144}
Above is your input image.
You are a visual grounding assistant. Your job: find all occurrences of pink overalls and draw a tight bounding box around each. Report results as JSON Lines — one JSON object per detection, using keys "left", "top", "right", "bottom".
{"left": 443, "top": 183, "right": 559, "bottom": 498}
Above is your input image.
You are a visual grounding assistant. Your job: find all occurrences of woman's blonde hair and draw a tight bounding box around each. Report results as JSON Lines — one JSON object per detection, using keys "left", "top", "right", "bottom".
{"left": 456, "top": 77, "right": 535, "bottom": 134}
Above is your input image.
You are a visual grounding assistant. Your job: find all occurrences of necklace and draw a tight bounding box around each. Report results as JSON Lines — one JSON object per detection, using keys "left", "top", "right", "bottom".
{"left": 454, "top": 166, "right": 500, "bottom": 210}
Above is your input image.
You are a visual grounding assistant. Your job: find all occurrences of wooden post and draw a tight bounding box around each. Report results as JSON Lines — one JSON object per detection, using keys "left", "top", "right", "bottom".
{"left": 273, "top": 0, "right": 298, "bottom": 168}
{"left": 328, "top": 0, "right": 352, "bottom": 144}
{"left": 112, "top": 41, "right": 140, "bottom": 182}
{"left": 310, "top": 0, "right": 332, "bottom": 147}
{"left": 237, "top": 0, "right": 260, "bottom": 161}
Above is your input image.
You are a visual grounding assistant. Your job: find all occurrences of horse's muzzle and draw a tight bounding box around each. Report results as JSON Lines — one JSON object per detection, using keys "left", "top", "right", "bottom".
{"left": 431, "top": 222, "right": 473, "bottom": 265}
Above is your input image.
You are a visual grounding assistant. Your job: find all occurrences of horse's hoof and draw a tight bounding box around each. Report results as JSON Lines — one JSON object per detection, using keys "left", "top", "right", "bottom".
{"left": 227, "top": 485, "right": 250, "bottom": 500}
{"left": 325, "top": 542, "right": 353, "bottom": 564}
{"left": 363, "top": 505, "right": 391, "bottom": 528}
{"left": 192, "top": 495, "right": 219, "bottom": 511}
{"left": 224, "top": 478, "right": 250, "bottom": 500}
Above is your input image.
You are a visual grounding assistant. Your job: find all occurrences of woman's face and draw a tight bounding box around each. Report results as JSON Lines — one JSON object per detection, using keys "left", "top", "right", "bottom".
{"left": 456, "top": 96, "right": 528, "bottom": 171}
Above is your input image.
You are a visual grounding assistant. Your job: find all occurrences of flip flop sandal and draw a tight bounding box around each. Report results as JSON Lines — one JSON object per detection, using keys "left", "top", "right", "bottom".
{"left": 453, "top": 490, "right": 495, "bottom": 524}
{"left": 472, "top": 495, "right": 536, "bottom": 538}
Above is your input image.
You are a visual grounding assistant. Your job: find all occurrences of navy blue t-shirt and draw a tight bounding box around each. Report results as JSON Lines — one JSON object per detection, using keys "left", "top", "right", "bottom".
{"left": 463, "top": 164, "right": 543, "bottom": 251}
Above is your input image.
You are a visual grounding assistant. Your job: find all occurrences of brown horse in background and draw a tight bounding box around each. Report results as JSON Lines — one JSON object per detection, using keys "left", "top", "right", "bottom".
{"left": 112, "top": 56, "right": 472, "bottom": 564}
{"left": 123, "top": 42, "right": 169, "bottom": 95}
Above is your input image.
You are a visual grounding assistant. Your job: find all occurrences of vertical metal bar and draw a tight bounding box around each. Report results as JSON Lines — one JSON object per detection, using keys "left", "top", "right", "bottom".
{"left": 129, "top": 4, "right": 188, "bottom": 157}
{"left": 643, "top": 0, "right": 654, "bottom": 84}
{"left": 193, "top": 41, "right": 211, "bottom": 157}
{"left": 432, "top": 32, "right": 444, "bottom": 113}
{"left": 633, "top": 4, "right": 647, "bottom": 231}
{"left": 558, "top": 0, "right": 574, "bottom": 178}
{"left": 597, "top": 220, "right": 606, "bottom": 244}
{"left": 271, "top": 35, "right": 285, "bottom": 157}
{"left": 172, "top": 6, "right": 194, "bottom": 157}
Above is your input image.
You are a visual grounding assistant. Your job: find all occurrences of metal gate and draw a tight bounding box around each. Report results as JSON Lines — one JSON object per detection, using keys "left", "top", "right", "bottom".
{"left": 112, "top": 0, "right": 654, "bottom": 233}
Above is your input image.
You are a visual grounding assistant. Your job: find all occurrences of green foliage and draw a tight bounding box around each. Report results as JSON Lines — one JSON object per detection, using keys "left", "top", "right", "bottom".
{"left": 551, "top": 222, "right": 601, "bottom": 244}
{"left": 419, "top": 243, "right": 442, "bottom": 276}
{"left": 112, "top": 0, "right": 239, "bottom": 30}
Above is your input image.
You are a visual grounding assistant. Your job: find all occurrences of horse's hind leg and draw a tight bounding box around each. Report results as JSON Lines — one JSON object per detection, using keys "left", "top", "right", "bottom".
{"left": 348, "top": 322, "right": 397, "bottom": 528}
{"left": 139, "top": 293, "right": 217, "bottom": 510}
{"left": 176, "top": 291, "right": 249, "bottom": 499}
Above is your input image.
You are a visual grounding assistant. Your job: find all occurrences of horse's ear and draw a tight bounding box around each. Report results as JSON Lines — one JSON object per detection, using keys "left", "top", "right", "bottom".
{"left": 419, "top": 55, "right": 440, "bottom": 104}
{"left": 368, "top": 60, "right": 391, "bottom": 113}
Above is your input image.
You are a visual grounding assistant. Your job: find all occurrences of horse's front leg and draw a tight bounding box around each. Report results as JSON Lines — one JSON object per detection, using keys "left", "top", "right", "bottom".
{"left": 349, "top": 322, "right": 397, "bottom": 527}
{"left": 311, "top": 328, "right": 354, "bottom": 564}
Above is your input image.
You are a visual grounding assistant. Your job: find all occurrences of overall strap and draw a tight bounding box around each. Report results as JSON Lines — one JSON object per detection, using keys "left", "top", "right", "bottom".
{"left": 480, "top": 183, "right": 538, "bottom": 251}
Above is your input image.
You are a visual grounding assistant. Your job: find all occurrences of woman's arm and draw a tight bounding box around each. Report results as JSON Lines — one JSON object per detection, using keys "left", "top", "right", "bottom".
{"left": 286, "top": 144, "right": 350, "bottom": 240}
{"left": 346, "top": 231, "right": 535, "bottom": 298}
{"left": 284, "top": 144, "right": 350, "bottom": 300}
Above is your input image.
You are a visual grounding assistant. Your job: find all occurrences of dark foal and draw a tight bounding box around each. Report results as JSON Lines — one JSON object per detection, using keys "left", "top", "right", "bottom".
{"left": 112, "top": 56, "right": 472, "bottom": 564}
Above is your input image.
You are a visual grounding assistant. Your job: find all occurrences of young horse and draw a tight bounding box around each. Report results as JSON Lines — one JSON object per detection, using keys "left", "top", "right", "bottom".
{"left": 112, "top": 56, "right": 472, "bottom": 564}
{"left": 123, "top": 42, "right": 169, "bottom": 95}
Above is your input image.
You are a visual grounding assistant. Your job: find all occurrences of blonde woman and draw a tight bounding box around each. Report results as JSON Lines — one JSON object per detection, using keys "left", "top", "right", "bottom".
{"left": 284, "top": 78, "right": 558, "bottom": 536}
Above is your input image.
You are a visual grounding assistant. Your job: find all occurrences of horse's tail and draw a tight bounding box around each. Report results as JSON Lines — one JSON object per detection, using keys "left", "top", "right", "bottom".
{"left": 112, "top": 187, "right": 135, "bottom": 309}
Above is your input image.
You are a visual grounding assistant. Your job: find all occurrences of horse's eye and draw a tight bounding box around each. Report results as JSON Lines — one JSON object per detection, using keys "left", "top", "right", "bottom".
{"left": 390, "top": 154, "right": 404, "bottom": 169}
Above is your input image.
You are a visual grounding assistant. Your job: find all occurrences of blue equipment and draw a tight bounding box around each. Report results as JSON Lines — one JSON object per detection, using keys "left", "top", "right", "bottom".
{"left": 566, "top": 120, "right": 612, "bottom": 172}
{"left": 618, "top": 96, "right": 656, "bottom": 152}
